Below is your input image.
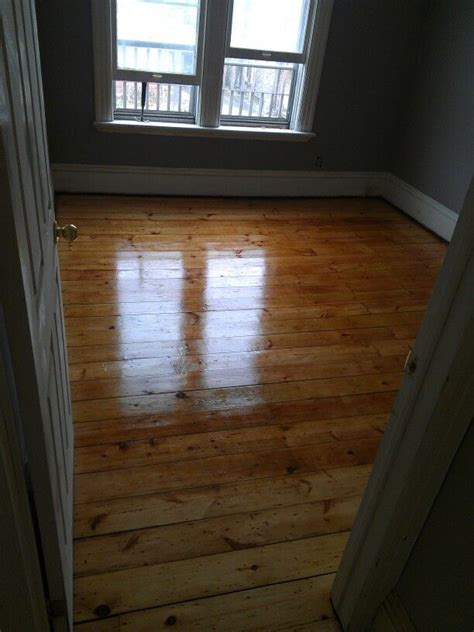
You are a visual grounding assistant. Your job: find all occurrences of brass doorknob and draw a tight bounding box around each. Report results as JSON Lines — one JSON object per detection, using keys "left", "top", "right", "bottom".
{"left": 55, "top": 222, "right": 78, "bottom": 243}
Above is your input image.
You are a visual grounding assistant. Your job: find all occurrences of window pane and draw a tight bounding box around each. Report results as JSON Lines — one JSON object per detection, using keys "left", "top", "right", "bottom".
{"left": 116, "top": 0, "right": 200, "bottom": 75}
{"left": 114, "top": 81, "right": 195, "bottom": 115}
{"left": 230, "top": 0, "right": 310, "bottom": 54}
{"left": 221, "top": 59, "right": 295, "bottom": 121}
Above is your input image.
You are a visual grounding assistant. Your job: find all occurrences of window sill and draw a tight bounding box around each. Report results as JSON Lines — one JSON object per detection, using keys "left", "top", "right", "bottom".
{"left": 94, "top": 120, "right": 315, "bottom": 142}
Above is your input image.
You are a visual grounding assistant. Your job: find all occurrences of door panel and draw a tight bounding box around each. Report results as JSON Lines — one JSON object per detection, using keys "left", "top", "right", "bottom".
{"left": 0, "top": 0, "right": 73, "bottom": 629}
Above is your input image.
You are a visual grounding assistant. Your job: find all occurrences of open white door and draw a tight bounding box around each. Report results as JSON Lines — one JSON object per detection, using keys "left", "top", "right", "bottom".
{"left": 0, "top": 1, "right": 74, "bottom": 629}
{"left": 332, "top": 183, "right": 473, "bottom": 630}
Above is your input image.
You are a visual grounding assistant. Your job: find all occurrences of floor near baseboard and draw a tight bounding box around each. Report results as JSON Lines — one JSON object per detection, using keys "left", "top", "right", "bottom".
{"left": 57, "top": 196, "right": 446, "bottom": 631}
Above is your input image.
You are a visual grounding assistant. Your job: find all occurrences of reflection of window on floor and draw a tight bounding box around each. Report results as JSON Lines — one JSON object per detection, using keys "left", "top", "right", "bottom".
{"left": 114, "top": 249, "right": 185, "bottom": 350}
{"left": 201, "top": 250, "right": 267, "bottom": 392}
{"left": 113, "top": 250, "right": 186, "bottom": 411}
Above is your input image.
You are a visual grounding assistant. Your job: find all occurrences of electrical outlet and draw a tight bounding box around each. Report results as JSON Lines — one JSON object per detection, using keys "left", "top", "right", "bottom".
{"left": 315, "top": 155, "right": 323, "bottom": 169}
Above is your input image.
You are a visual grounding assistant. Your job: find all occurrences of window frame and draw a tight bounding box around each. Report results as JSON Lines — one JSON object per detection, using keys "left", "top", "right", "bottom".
{"left": 219, "top": 59, "right": 299, "bottom": 128}
{"left": 219, "top": 0, "right": 313, "bottom": 127}
{"left": 224, "top": 0, "right": 313, "bottom": 64}
{"left": 91, "top": 0, "right": 334, "bottom": 138}
{"left": 111, "top": 0, "right": 207, "bottom": 86}
{"left": 113, "top": 81, "right": 197, "bottom": 123}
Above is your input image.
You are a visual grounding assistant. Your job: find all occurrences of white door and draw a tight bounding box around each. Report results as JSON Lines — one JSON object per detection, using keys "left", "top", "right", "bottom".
{"left": 0, "top": 1, "right": 74, "bottom": 629}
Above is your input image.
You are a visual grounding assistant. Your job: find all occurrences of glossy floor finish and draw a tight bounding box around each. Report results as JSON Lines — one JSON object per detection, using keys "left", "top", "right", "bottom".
{"left": 57, "top": 196, "right": 446, "bottom": 631}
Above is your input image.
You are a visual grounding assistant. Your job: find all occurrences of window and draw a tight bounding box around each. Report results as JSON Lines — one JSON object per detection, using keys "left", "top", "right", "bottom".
{"left": 92, "top": 0, "right": 334, "bottom": 137}
{"left": 221, "top": 59, "right": 294, "bottom": 124}
{"left": 114, "top": 81, "right": 196, "bottom": 120}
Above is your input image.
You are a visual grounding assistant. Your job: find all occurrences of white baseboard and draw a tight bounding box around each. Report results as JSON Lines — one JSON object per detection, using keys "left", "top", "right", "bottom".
{"left": 383, "top": 173, "right": 457, "bottom": 241}
{"left": 51, "top": 164, "right": 458, "bottom": 241}
{"left": 51, "top": 164, "right": 384, "bottom": 198}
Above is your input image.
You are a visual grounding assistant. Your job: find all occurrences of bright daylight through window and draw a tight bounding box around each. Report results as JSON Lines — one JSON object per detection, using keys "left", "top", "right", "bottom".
{"left": 93, "top": 0, "right": 333, "bottom": 135}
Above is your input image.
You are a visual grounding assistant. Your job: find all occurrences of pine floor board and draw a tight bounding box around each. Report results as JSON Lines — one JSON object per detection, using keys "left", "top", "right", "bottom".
{"left": 74, "top": 574, "right": 339, "bottom": 631}
{"left": 74, "top": 413, "right": 386, "bottom": 474}
{"left": 74, "top": 438, "right": 380, "bottom": 504}
{"left": 74, "top": 495, "right": 362, "bottom": 576}
{"left": 73, "top": 532, "right": 348, "bottom": 621}
{"left": 57, "top": 196, "right": 445, "bottom": 629}
{"left": 70, "top": 355, "right": 405, "bottom": 401}
{"left": 71, "top": 372, "right": 403, "bottom": 423}
{"left": 73, "top": 464, "right": 372, "bottom": 538}
{"left": 64, "top": 326, "right": 410, "bottom": 364}
{"left": 67, "top": 342, "right": 401, "bottom": 382}
{"left": 73, "top": 391, "right": 397, "bottom": 448}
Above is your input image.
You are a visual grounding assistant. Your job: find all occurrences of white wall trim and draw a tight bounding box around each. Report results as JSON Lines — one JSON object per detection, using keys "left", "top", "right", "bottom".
{"left": 94, "top": 120, "right": 315, "bottom": 141}
{"left": 51, "top": 164, "right": 384, "bottom": 198}
{"left": 383, "top": 173, "right": 457, "bottom": 241}
{"left": 51, "top": 164, "right": 458, "bottom": 240}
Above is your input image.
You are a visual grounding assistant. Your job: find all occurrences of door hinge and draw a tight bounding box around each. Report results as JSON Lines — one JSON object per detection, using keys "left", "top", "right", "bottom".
{"left": 404, "top": 349, "right": 418, "bottom": 375}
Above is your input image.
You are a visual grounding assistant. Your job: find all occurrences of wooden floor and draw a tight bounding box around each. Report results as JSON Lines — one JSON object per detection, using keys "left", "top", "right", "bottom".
{"left": 57, "top": 196, "right": 446, "bottom": 631}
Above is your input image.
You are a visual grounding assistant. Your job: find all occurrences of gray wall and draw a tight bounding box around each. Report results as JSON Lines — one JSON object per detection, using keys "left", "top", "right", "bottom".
{"left": 37, "top": 0, "right": 424, "bottom": 171}
{"left": 392, "top": 1, "right": 474, "bottom": 213}
{"left": 395, "top": 424, "right": 474, "bottom": 632}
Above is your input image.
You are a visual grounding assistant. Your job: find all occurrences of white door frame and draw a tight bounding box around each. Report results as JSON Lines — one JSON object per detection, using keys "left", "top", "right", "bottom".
{"left": 0, "top": 309, "right": 49, "bottom": 630}
{"left": 332, "top": 179, "right": 474, "bottom": 630}
{"left": 0, "top": 1, "right": 74, "bottom": 628}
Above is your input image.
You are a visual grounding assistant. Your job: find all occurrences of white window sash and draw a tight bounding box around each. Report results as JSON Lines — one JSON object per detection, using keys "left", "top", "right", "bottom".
{"left": 224, "top": 0, "right": 315, "bottom": 64}
{"left": 219, "top": 59, "right": 299, "bottom": 127}
{"left": 110, "top": 0, "right": 207, "bottom": 86}
{"left": 225, "top": 48, "right": 305, "bottom": 64}
{"left": 113, "top": 69, "right": 201, "bottom": 86}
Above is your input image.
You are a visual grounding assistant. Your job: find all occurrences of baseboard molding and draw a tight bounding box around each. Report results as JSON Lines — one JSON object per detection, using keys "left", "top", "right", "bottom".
{"left": 51, "top": 164, "right": 385, "bottom": 198}
{"left": 383, "top": 174, "right": 457, "bottom": 241}
{"left": 51, "top": 164, "right": 458, "bottom": 240}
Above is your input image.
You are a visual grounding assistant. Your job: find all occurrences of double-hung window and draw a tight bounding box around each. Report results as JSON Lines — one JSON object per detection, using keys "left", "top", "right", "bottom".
{"left": 92, "top": 0, "right": 333, "bottom": 138}
{"left": 113, "top": 0, "right": 204, "bottom": 123}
